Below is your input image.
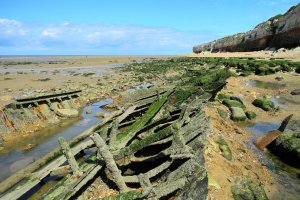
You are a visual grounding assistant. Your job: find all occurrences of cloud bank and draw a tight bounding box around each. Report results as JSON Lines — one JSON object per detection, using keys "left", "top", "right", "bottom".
{"left": 0, "top": 19, "right": 216, "bottom": 55}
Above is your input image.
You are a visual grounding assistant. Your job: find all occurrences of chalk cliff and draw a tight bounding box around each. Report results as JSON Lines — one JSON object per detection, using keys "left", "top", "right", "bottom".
{"left": 193, "top": 4, "right": 300, "bottom": 53}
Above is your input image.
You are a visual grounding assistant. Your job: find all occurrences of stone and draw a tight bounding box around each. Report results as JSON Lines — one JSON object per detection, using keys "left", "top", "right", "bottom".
{"left": 246, "top": 111, "right": 257, "bottom": 120}
{"left": 291, "top": 89, "right": 300, "bottom": 95}
{"left": 267, "top": 130, "right": 300, "bottom": 168}
{"left": 275, "top": 76, "right": 283, "bottom": 81}
{"left": 230, "top": 96, "right": 244, "bottom": 105}
{"left": 230, "top": 107, "right": 247, "bottom": 122}
{"left": 217, "top": 108, "right": 229, "bottom": 119}
{"left": 208, "top": 176, "right": 221, "bottom": 189}
{"left": 215, "top": 137, "right": 232, "bottom": 161}
{"left": 245, "top": 165, "right": 252, "bottom": 170}
{"left": 231, "top": 176, "right": 269, "bottom": 200}
{"left": 86, "top": 109, "right": 93, "bottom": 114}
{"left": 223, "top": 99, "right": 246, "bottom": 110}
{"left": 93, "top": 111, "right": 105, "bottom": 118}
{"left": 252, "top": 98, "right": 276, "bottom": 111}
{"left": 56, "top": 109, "right": 79, "bottom": 118}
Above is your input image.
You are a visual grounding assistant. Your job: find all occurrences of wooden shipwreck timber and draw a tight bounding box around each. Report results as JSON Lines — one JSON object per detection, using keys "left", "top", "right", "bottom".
{"left": 0, "top": 87, "right": 212, "bottom": 200}
{"left": 0, "top": 90, "right": 82, "bottom": 135}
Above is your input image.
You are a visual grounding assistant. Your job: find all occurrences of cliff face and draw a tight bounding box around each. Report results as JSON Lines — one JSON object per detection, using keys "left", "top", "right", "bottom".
{"left": 193, "top": 4, "right": 300, "bottom": 53}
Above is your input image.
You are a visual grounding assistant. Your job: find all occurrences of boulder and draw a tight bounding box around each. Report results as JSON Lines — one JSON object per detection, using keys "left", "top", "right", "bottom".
{"left": 230, "top": 107, "right": 247, "bottom": 122}
{"left": 252, "top": 98, "right": 276, "bottom": 111}
{"left": 267, "top": 130, "right": 300, "bottom": 168}
{"left": 56, "top": 109, "right": 79, "bottom": 118}
{"left": 291, "top": 89, "right": 300, "bottom": 95}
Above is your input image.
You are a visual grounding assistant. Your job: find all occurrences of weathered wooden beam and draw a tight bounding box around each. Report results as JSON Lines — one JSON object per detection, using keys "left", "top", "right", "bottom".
{"left": 58, "top": 137, "right": 81, "bottom": 175}
{"left": 109, "top": 119, "right": 119, "bottom": 150}
{"left": 90, "top": 133, "right": 128, "bottom": 193}
{"left": 116, "top": 105, "right": 137, "bottom": 123}
{"left": 116, "top": 91, "right": 172, "bottom": 149}
{"left": 49, "top": 165, "right": 71, "bottom": 177}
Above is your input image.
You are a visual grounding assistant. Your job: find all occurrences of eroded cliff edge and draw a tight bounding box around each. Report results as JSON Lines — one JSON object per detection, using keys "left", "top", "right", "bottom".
{"left": 193, "top": 4, "right": 300, "bottom": 53}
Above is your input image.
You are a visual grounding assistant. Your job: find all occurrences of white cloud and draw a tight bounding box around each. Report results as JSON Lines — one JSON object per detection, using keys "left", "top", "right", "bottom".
{"left": 0, "top": 18, "right": 217, "bottom": 55}
{"left": 0, "top": 19, "right": 27, "bottom": 36}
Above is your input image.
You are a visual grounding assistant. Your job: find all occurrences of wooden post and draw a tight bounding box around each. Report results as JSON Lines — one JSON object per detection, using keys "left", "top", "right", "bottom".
{"left": 90, "top": 133, "right": 128, "bottom": 193}
{"left": 109, "top": 119, "right": 119, "bottom": 149}
{"left": 58, "top": 137, "right": 81, "bottom": 175}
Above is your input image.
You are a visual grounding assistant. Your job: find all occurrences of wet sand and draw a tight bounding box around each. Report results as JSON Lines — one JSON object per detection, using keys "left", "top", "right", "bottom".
{"left": 0, "top": 55, "right": 169, "bottom": 107}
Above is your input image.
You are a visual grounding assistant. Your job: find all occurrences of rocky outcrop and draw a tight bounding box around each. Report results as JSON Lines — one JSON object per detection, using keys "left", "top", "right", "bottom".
{"left": 193, "top": 4, "right": 300, "bottom": 53}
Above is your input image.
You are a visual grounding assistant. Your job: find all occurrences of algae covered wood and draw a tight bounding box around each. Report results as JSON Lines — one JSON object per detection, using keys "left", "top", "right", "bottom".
{"left": 90, "top": 133, "right": 128, "bottom": 193}
{"left": 58, "top": 137, "right": 81, "bottom": 175}
{"left": 40, "top": 155, "right": 102, "bottom": 200}
{"left": 116, "top": 91, "right": 172, "bottom": 148}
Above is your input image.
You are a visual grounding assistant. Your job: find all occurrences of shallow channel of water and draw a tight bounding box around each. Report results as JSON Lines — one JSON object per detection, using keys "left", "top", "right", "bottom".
{"left": 0, "top": 99, "right": 112, "bottom": 183}
{"left": 244, "top": 122, "right": 300, "bottom": 198}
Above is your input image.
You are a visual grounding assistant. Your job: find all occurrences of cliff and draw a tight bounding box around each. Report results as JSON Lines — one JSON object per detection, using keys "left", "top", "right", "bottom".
{"left": 193, "top": 4, "right": 300, "bottom": 53}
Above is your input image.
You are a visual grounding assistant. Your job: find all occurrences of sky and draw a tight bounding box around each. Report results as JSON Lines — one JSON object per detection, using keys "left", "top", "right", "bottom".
{"left": 0, "top": 0, "right": 299, "bottom": 55}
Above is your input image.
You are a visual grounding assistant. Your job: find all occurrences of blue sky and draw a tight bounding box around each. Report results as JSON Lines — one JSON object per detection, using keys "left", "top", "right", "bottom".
{"left": 0, "top": 0, "right": 299, "bottom": 55}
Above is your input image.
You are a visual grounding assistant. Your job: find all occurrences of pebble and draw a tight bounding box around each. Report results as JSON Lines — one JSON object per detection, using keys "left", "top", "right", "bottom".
{"left": 245, "top": 165, "right": 252, "bottom": 170}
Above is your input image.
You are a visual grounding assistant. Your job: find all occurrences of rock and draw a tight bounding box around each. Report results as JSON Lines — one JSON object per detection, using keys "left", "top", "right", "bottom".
{"left": 86, "top": 109, "right": 93, "bottom": 114}
{"left": 252, "top": 98, "right": 276, "bottom": 111}
{"left": 217, "top": 108, "right": 229, "bottom": 119}
{"left": 246, "top": 111, "right": 257, "bottom": 120}
{"left": 291, "top": 89, "right": 300, "bottom": 95}
{"left": 223, "top": 99, "right": 246, "bottom": 110}
{"left": 215, "top": 137, "right": 232, "bottom": 161}
{"left": 231, "top": 176, "right": 269, "bottom": 200}
{"left": 193, "top": 4, "right": 300, "bottom": 53}
{"left": 208, "top": 176, "right": 221, "bottom": 189}
{"left": 267, "top": 130, "right": 300, "bottom": 168}
{"left": 230, "top": 96, "right": 244, "bottom": 105}
{"left": 275, "top": 76, "right": 283, "bottom": 81}
{"left": 21, "top": 143, "right": 37, "bottom": 152}
{"left": 230, "top": 107, "right": 247, "bottom": 122}
{"left": 94, "top": 111, "right": 105, "bottom": 118}
{"left": 245, "top": 165, "right": 252, "bottom": 170}
{"left": 56, "top": 109, "right": 79, "bottom": 118}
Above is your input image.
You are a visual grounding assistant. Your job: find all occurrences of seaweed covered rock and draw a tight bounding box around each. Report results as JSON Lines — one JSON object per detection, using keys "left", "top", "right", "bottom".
{"left": 291, "top": 89, "right": 300, "bottom": 95}
{"left": 218, "top": 108, "right": 230, "bottom": 119}
{"left": 223, "top": 99, "right": 246, "bottom": 110}
{"left": 230, "top": 107, "right": 247, "bottom": 122}
{"left": 252, "top": 98, "right": 276, "bottom": 111}
{"left": 246, "top": 111, "right": 257, "bottom": 120}
{"left": 231, "top": 176, "right": 269, "bottom": 200}
{"left": 215, "top": 137, "right": 232, "bottom": 160}
{"left": 267, "top": 130, "right": 300, "bottom": 167}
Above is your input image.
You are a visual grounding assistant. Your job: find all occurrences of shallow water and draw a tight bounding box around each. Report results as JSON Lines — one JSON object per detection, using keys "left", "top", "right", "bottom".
{"left": 246, "top": 80, "right": 287, "bottom": 89}
{"left": 0, "top": 99, "right": 112, "bottom": 183}
{"left": 244, "top": 122, "right": 300, "bottom": 198}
